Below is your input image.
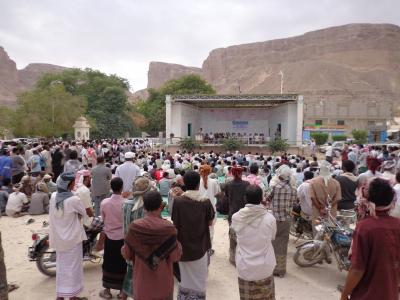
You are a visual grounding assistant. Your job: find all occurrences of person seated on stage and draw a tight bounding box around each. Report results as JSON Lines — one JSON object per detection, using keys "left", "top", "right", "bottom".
{"left": 209, "top": 132, "right": 214, "bottom": 144}
{"left": 5, "top": 184, "right": 29, "bottom": 217}
{"left": 204, "top": 133, "right": 209, "bottom": 143}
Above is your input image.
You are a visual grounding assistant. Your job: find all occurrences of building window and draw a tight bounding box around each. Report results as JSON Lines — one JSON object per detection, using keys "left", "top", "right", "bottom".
{"left": 315, "top": 120, "right": 323, "bottom": 125}
{"left": 337, "top": 120, "right": 345, "bottom": 126}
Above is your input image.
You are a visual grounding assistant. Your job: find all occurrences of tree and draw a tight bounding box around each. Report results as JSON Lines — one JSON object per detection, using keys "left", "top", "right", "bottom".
{"left": 135, "top": 75, "right": 215, "bottom": 135}
{"left": 0, "top": 107, "right": 15, "bottom": 138}
{"left": 267, "top": 138, "right": 289, "bottom": 155}
{"left": 352, "top": 129, "right": 368, "bottom": 144}
{"left": 311, "top": 132, "right": 329, "bottom": 145}
{"left": 35, "top": 68, "right": 132, "bottom": 138}
{"left": 13, "top": 83, "right": 86, "bottom": 137}
{"left": 178, "top": 137, "right": 200, "bottom": 152}
{"left": 332, "top": 135, "right": 347, "bottom": 141}
{"left": 221, "top": 137, "right": 244, "bottom": 151}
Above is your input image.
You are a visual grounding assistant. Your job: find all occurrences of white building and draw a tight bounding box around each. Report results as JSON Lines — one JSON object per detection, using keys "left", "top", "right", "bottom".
{"left": 165, "top": 94, "right": 304, "bottom": 146}
{"left": 73, "top": 116, "right": 91, "bottom": 141}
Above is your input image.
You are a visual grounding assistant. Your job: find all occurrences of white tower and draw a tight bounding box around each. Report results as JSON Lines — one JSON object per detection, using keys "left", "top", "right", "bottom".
{"left": 73, "top": 116, "right": 91, "bottom": 141}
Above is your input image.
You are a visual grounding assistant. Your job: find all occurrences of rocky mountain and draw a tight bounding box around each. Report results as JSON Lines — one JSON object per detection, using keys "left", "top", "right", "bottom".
{"left": 147, "top": 61, "right": 202, "bottom": 89}
{"left": 144, "top": 23, "right": 400, "bottom": 122}
{"left": 0, "top": 47, "right": 67, "bottom": 106}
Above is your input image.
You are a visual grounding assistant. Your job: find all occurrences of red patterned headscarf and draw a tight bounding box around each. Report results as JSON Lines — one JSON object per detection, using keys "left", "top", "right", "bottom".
{"left": 231, "top": 166, "right": 243, "bottom": 180}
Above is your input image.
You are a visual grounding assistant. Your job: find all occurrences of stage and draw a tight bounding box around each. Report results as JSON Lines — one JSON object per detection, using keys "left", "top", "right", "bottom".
{"left": 165, "top": 94, "right": 304, "bottom": 146}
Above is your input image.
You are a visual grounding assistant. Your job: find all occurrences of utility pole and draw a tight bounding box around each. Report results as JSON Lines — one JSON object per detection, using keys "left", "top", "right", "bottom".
{"left": 279, "top": 70, "right": 284, "bottom": 94}
{"left": 50, "top": 80, "right": 62, "bottom": 135}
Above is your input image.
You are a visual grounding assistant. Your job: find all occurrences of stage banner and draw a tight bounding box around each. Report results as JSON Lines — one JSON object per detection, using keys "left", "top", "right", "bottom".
{"left": 232, "top": 120, "right": 249, "bottom": 130}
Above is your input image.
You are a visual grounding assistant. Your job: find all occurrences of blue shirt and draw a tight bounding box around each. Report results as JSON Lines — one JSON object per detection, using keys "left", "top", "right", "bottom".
{"left": 28, "top": 154, "right": 41, "bottom": 173}
{"left": 0, "top": 155, "right": 12, "bottom": 180}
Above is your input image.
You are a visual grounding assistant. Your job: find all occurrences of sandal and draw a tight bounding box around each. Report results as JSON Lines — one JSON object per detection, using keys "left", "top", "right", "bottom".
{"left": 8, "top": 283, "right": 19, "bottom": 293}
{"left": 99, "top": 289, "right": 113, "bottom": 299}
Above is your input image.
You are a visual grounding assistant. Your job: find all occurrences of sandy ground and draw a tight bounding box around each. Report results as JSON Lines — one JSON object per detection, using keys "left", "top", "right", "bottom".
{"left": 1, "top": 214, "right": 344, "bottom": 300}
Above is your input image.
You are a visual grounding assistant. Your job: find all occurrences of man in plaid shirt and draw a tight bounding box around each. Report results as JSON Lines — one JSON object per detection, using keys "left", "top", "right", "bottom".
{"left": 266, "top": 167, "right": 297, "bottom": 277}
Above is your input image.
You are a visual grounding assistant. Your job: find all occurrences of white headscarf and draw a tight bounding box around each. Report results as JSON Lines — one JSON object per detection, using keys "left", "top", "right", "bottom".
{"left": 319, "top": 160, "right": 332, "bottom": 186}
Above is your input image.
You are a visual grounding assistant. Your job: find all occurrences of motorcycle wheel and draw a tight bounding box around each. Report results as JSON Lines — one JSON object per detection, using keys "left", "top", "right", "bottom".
{"left": 293, "top": 243, "right": 324, "bottom": 267}
{"left": 36, "top": 246, "right": 57, "bottom": 277}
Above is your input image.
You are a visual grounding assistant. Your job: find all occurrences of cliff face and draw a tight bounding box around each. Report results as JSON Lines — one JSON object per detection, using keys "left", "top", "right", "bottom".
{"left": 144, "top": 23, "right": 400, "bottom": 123}
{"left": 0, "top": 47, "right": 67, "bottom": 106}
{"left": 147, "top": 61, "right": 202, "bottom": 89}
{"left": 201, "top": 23, "right": 400, "bottom": 97}
{"left": 0, "top": 47, "right": 19, "bottom": 106}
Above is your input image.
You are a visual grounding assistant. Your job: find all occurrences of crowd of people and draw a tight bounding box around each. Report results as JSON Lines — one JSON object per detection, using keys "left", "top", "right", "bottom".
{"left": 0, "top": 138, "right": 400, "bottom": 300}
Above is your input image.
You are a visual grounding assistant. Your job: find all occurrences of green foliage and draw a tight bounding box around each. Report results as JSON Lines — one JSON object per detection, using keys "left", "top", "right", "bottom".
{"left": 267, "top": 138, "right": 289, "bottom": 154}
{"left": 13, "top": 84, "right": 86, "bottom": 137}
{"left": 31, "top": 68, "right": 132, "bottom": 138}
{"left": 178, "top": 137, "right": 199, "bottom": 152}
{"left": 221, "top": 137, "right": 244, "bottom": 151}
{"left": 352, "top": 129, "right": 368, "bottom": 144}
{"left": 332, "top": 135, "right": 347, "bottom": 141}
{"left": 311, "top": 132, "right": 329, "bottom": 145}
{"left": 135, "top": 75, "right": 215, "bottom": 135}
{"left": 0, "top": 107, "right": 15, "bottom": 137}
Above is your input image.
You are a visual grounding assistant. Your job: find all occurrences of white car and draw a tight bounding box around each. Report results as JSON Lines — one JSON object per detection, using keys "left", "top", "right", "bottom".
{"left": 319, "top": 141, "right": 345, "bottom": 153}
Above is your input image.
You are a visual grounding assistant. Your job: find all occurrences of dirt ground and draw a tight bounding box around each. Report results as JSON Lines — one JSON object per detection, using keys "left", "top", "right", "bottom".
{"left": 1, "top": 214, "right": 344, "bottom": 300}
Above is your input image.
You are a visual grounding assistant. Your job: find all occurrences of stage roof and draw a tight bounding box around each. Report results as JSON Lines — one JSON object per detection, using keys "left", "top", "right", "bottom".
{"left": 170, "top": 94, "right": 300, "bottom": 108}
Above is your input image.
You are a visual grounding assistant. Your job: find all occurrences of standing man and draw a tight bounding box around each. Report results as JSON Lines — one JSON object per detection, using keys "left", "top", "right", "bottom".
{"left": 225, "top": 166, "right": 250, "bottom": 265}
{"left": 91, "top": 157, "right": 112, "bottom": 216}
{"left": 99, "top": 177, "right": 127, "bottom": 299}
{"left": 266, "top": 168, "right": 297, "bottom": 277}
{"left": 51, "top": 146, "right": 64, "bottom": 181}
{"left": 335, "top": 160, "right": 357, "bottom": 211}
{"left": 115, "top": 152, "right": 140, "bottom": 196}
{"left": 123, "top": 190, "right": 182, "bottom": 300}
{"left": 49, "top": 172, "right": 88, "bottom": 300}
{"left": 75, "top": 170, "right": 94, "bottom": 227}
{"left": 11, "top": 148, "right": 25, "bottom": 184}
{"left": 172, "top": 171, "right": 215, "bottom": 300}
{"left": 341, "top": 178, "right": 400, "bottom": 300}
{"left": 27, "top": 149, "right": 41, "bottom": 178}
{"left": 121, "top": 177, "right": 153, "bottom": 299}
{"left": 0, "top": 149, "right": 12, "bottom": 186}
{"left": 325, "top": 143, "right": 333, "bottom": 163}
{"left": 309, "top": 161, "right": 341, "bottom": 225}
{"left": 232, "top": 185, "right": 277, "bottom": 300}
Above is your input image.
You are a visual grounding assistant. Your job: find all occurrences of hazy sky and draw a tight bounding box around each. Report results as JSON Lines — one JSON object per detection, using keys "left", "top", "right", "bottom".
{"left": 0, "top": 0, "right": 399, "bottom": 91}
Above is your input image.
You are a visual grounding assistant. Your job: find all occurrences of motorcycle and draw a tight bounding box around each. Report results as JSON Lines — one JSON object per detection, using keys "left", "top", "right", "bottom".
{"left": 293, "top": 205, "right": 354, "bottom": 272}
{"left": 28, "top": 228, "right": 102, "bottom": 277}
{"left": 289, "top": 204, "right": 313, "bottom": 240}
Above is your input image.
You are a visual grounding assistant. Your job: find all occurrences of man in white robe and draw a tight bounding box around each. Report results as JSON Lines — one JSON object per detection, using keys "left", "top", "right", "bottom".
{"left": 49, "top": 172, "right": 88, "bottom": 300}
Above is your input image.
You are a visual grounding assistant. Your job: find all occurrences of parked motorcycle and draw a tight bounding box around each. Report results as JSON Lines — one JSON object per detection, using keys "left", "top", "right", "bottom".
{"left": 293, "top": 205, "right": 354, "bottom": 272}
{"left": 28, "top": 229, "right": 102, "bottom": 277}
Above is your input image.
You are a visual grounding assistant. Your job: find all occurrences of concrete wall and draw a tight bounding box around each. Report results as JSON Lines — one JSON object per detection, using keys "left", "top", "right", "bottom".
{"left": 169, "top": 102, "right": 200, "bottom": 138}
{"left": 199, "top": 108, "right": 269, "bottom": 135}
{"left": 268, "top": 104, "right": 289, "bottom": 140}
